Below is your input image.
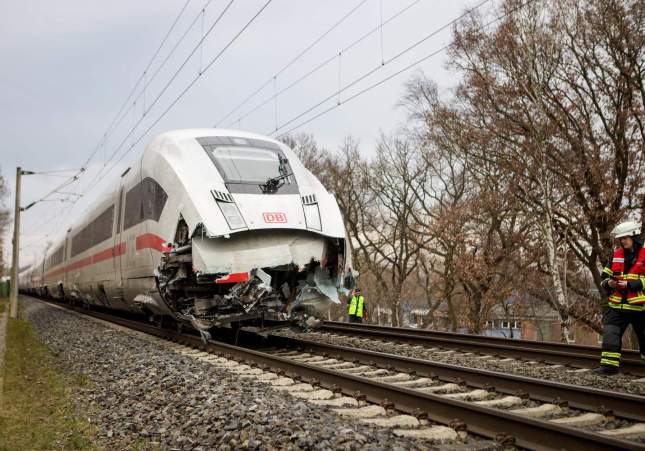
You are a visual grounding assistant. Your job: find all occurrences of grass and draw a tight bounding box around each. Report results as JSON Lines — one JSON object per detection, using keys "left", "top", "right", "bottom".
{"left": 0, "top": 311, "right": 96, "bottom": 451}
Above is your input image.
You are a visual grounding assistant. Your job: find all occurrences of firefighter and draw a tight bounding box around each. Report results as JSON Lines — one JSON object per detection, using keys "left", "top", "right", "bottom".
{"left": 594, "top": 220, "right": 645, "bottom": 375}
{"left": 347, "top": 288, "right": 366, "bottom": 323}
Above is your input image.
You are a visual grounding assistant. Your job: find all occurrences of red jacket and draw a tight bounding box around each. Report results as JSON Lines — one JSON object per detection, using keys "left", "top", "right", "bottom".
{"left": 602, "top": 246, "right": 645, "bottom": 309}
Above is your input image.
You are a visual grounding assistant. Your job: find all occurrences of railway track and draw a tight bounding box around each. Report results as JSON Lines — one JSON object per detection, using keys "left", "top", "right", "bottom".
{"left": 319, "top": 321, "right": 645, "bottom": 376}
{"left": 28, "top": 297, "right": 645, "bottom": 450}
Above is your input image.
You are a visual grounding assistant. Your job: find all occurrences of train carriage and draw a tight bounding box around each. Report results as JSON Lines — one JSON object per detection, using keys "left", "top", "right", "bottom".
{"left": 21, "top": 129, "right": 355, "bottom": 333}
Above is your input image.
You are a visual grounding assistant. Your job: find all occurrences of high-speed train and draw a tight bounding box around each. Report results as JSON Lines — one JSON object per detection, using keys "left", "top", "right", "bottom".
{"left": 20, "top": 129, "right": 355, "bottom": 333}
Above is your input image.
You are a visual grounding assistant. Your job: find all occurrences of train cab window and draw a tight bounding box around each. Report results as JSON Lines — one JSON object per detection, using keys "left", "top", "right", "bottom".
{"left": 198, "top": 136, "right": 299, "bottom": 194}
{"left": 124, "top": 178, "right": 168, "bottom": 230}
{"left": 211, "top": 147, "right": 285, "bottom": 183}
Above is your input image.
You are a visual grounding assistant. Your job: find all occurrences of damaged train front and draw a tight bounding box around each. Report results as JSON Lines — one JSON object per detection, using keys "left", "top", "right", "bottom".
{"left": 155, "top": 227, "right": 354, "bottom": 334}
{"left": 153, "top": 132, "right": 355, "bottom": 335}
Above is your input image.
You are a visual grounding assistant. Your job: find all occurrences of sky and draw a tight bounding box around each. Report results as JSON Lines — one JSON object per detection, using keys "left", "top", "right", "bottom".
{"left": 0, "top": 0, "right": 494, "bottom": 268}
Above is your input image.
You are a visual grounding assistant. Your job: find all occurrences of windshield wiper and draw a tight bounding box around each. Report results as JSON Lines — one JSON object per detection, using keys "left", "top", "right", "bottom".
{"left": 259, "top": 173, "right": 292, "bottom": 193}
{"left": 259, "top": 155, "right": 292, "bottom": 194}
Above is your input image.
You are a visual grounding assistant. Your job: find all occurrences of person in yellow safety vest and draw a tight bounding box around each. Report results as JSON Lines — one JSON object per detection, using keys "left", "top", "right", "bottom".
{"left": 347, "top": 288, "right": 366, "bottom": 323}
{"left": 594, "top": 220, "right": 645, "bottom": 376}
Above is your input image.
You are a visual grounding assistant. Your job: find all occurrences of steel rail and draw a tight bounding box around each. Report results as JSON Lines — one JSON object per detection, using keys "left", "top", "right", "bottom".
{"left": 197, "top": 339, "right": 645, "bottom": 451}
{"left": 31, "top": 299, "right": 645, "bottom": 451}
{"left": 266, "top": 333, "right": 645, "bottom": 424}
{"left": 320, "top": 321, "right": 645, "bottom": 375}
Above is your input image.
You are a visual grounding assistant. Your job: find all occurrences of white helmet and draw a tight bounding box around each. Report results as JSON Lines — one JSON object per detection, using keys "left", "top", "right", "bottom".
{"left": 611, "top": 221, "right": 642, "bottom": 239}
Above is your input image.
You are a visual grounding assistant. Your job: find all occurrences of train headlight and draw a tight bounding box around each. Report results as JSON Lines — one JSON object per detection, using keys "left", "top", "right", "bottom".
{"left": 212, "top": 190, "right": 247, "bottom": 230}
{"left": 303, "top": 203, "right": 321, "bottom": 231}
{"left": 217, "top": 201, "right": 246, "bottom": 230}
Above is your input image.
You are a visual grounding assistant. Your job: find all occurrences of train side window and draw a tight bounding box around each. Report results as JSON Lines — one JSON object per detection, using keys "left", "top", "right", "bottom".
{"left": 142, "top": 178, "right": 167, "bottom": 222}
{"left": 124, "top": 178, "right": 167, "bottom": 230}
{"left": 92, "top": 205, "right": 114, "bottom": 245}
{"left": 71, "top": 205, "right": 114, "bottom": 256}
{"left": 46, "top": 246, "right": 64, "bottom": 268}
{"left": 71, "top": 226, "right": 87, "bottom": 256}
{"left": 124, "top": 183, "right": 144, "bottom": 230}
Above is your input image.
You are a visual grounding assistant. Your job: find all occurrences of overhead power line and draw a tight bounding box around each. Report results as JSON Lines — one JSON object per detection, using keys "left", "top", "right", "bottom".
{"left": 49, "top": 0, "right": 199, "bottom": 231}
{"left": 266, "top": 0, "right": 492, "bottom": 135}
{"left": 81, "top": 0, "right": 238, "bottom": 194}
{"left": 97, "top": 0, "right": 220, "bottom": 168}
{"left": 264, "top": 0, "right": 492, "bottom": 135}
{"left": 214, "top": 0, "right": 371, "bottom": 127}
{"left": 30, "top": 168, "right": 84, "bottom": 175}
{"left": 23, "top": 170, "right": 84, "bottom": 210}
{"left": 80, "top": 0, "right": 195, "bottom": 174}
{"left": 220, "top": 0, "right": 423, "bottom": 129}
{"left": 271, "top": 0, "right": 536, "bottom": 138}
{"left": 84, "top": 0, "right": 274, "bottom": 197}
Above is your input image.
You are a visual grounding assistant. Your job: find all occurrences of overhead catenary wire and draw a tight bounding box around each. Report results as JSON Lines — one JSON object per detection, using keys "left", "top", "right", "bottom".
{"left": 19, "top": 0, "right": 227, "bottom": 258}
{"left": 81, "top": 0, "right": 238, "bottom": 194}
{"left": 265, "top": 0, "right": 493, "bottom": 136}
{"left": 85, "top": 0, "right": 274, "bottom": 196}
{"left": 79, "top": 0, "right": 195, "bottom": 174}
{"left": 49, "top": 0, "right": 200, "bottom": 234}
{"left": 30, "top": 168, "right": 84, "bottom": 175}
{"left": 19, "top": 175, "right": 83, "bottom": 240}
{"left": 214, "top": 0, "right": 370, "bottom": 127}
{"left": 221, "top": 0, "right": 423, "bottom": 128}
{"left": 23, "top": 170, "right": 84, "bottom": 210}
{"left": 94, "top": 0, "right": 219, "bottom": 172}
{"left": 272, "top": 0, "right": 536, "bottom": 138}
{"left": 15, "top": 0, "right": 229, "bottom": 263}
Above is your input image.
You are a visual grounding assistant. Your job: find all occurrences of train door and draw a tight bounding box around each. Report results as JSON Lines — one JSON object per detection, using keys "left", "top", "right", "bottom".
{"left": 113, "top": 186, "right": 125, "bottom": 303}
{"left": 62, "top": 235, "right": 69, "bottom": 299}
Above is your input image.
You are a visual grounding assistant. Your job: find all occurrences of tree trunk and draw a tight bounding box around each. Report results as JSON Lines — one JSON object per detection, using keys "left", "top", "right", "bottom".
{"left": 542, "top": 178, "right": 573, "bottom": 343}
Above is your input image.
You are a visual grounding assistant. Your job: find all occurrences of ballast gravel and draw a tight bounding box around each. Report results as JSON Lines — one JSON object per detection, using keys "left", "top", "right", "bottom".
{"left": 22, "top": 300, "right": 457, "bottom": 451}
{"left": 277, "top": 330, "right": 645, "bottom": 396}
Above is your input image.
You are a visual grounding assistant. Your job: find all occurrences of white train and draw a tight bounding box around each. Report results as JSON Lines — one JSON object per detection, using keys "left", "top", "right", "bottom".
{"left": 20, "top": 129, "right": 355, "bottom": 333}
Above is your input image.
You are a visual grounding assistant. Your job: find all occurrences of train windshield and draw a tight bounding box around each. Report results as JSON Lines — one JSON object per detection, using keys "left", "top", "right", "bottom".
{"left": 209, "top": 146, "right": 292, "bottom": 184}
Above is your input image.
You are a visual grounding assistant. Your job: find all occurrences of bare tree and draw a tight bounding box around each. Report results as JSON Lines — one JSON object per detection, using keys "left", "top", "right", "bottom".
{"left": 323, "top": 135, "right": 425, "bottom": 326}
{"left": 279, "top": 132, "right": 336, "bottom": 189}
{"left": 402, "top": 76, "right": 470, "bottom": 331}
{"left": 454, "top": 0, "right": 644, "bottom": 288}
{"left": 399, "top": 0, "right": 644, "bottom": 334}
{"left": 403, "top": 74, "right": 533, "bottom": 333}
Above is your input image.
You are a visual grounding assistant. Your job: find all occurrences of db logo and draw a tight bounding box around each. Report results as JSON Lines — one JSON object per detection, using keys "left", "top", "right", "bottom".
{"left": 263, "top": 212, "right": 287, "bottom": 223}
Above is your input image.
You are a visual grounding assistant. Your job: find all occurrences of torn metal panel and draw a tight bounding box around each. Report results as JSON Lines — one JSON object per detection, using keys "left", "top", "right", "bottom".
{"left": 191, "top": 230, "right": 326, "bottom": 274}
{"left": 155, "top": 198, "right": 352, "bottom": 331}
{"left": 133, "top": 294, "right": 175, "bottom": 316}
{"left": 291, "top": 266, "right": 341, "bottom": 318}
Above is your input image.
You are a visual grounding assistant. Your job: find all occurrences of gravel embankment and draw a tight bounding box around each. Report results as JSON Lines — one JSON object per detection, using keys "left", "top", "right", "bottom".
{"left": 23, "top": 300, "right": 475, "bottom": 450}
{"left": 277, "top": 330, "right": 645, "bottom": 396}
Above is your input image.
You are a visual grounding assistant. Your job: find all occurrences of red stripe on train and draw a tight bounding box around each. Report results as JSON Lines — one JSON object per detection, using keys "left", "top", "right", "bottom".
{"left": 43, "top": 235, "right": 163, "bottom": 279}
{"left": 215, "top": 272, "right": 250, "bottom": 284}
{"left": 136, "top": 233, "right": 171, "bottom": 252}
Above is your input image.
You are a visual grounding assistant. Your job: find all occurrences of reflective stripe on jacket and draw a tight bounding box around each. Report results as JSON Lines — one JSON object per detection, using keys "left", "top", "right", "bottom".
{"left": 348, "top": 295, "right": 365, "bottom": 317}
{"left": 603, "top": 247, "right": 645, "bottom": 309}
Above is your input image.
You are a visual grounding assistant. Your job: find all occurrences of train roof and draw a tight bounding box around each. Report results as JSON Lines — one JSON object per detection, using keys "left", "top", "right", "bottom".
{"left": 150, "top": 128, "right": 286, "bottom": 145}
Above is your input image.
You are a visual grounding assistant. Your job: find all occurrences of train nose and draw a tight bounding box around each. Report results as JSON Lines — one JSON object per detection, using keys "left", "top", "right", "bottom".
{"left": 232, "top": 194, "right": 307, "bottom": 231}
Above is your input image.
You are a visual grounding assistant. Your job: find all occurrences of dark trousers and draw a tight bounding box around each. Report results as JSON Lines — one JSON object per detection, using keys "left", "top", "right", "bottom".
{"left": 348, "top": 315, "right": 363, "bottom": 324}
{"left": 600, "top": 307, "right": 645, "bottom": 367}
